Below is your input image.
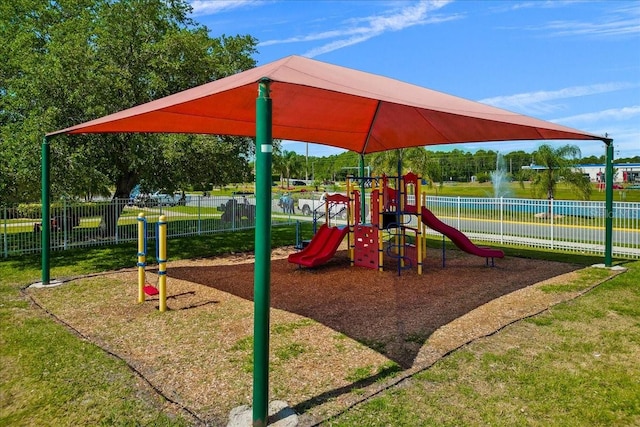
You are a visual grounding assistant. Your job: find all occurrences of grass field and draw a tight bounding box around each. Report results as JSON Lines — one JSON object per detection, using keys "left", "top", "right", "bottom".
{"left": 1, "top": 225, "right": 639, "bottom": 426}
{"left": 327, "top": 260, "right": 640, "bottom": 426}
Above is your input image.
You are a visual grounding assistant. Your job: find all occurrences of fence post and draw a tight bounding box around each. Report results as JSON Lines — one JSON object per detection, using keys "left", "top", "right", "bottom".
{"left": 115, "top": 198, "right": 119, "bottom": 244}
{"left": 197, "top": 196, "right": 202, "bottom": 235}
{"left": 457, "top": 196, "right": 461, "bottom": 230}
{"left": 500, "top": 197, "right": 504, "bottom": 244}
{"left": 63, "top": 198, "right": 68, "bottom": 250}
{"left": 3, "top": 206, "right": 7, "bottom": 258}
{"left": 232, "top": 197, "right": 236, "bottom": 230}
{"left": 550, "top": 198, "right": 554, "bottom": 250}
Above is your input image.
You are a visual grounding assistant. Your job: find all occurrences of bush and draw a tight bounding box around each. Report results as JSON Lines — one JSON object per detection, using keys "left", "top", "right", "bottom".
{"left": 16, "top": 201, "right": 116, "bottom": 219}
{"left": 16, "top": 203, "right": 42, "bottom": 219}
{"left": 476, "top": 172, "right": 491, "bottom": 183}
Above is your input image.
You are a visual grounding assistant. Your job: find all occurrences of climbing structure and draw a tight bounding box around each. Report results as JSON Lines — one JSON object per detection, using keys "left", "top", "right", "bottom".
{"left": 347, "top": 172, "right": 503, "bottom": 275}
{"left": 347, "top": 172, "right": 426, "bottom": 275}
{"left": 290, "top": 172, "right": 503, "bottom": 272}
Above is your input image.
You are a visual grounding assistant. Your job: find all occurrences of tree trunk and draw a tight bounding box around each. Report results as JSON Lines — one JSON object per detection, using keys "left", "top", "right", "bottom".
{"left": 101, "top": 173, "right": 137, "bottom": 237}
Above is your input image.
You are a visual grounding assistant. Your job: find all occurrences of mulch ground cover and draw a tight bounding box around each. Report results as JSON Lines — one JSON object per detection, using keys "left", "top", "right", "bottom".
{"left": 27, "top": 246, "right": 618, "bottom": 426}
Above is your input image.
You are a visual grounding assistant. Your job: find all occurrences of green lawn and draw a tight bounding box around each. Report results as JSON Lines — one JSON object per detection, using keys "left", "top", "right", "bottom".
{"left": 327, "top": 259, "right": 640, "bottom": 427}
{"left": 1, "top": 225, "right": 638, "bottom": 426}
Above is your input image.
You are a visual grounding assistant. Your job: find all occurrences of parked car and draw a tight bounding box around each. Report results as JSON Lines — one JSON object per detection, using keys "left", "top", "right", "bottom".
{"left": 150, "top": 191, "right": 186, "bottom": 206}
{"left": 133, "top": 191, "right": 187, "bottom": 207}
{"left": 297, "top": 192, "right": 349, "bottom": 218}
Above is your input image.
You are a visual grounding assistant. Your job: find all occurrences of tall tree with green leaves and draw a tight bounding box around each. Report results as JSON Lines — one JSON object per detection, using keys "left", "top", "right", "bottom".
{"left": 370, "top": 147, "right": 443, "bottom": 189}
{"left": 274, "top": 150, "right": 303, "bottom": 188}
{"left": 1, "top": 0, "right": 257, "bottom": 234}
{"left": 531, "top": 144, "right": 592, "bottom": 201}
{"left": 369, "top": 149, "right": 404, "bottom": 177}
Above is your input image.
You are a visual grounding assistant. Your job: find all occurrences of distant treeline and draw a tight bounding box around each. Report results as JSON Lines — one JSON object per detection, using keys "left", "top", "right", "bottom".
{"left": 286, "top": 148, "right": 640, "bottom": 183}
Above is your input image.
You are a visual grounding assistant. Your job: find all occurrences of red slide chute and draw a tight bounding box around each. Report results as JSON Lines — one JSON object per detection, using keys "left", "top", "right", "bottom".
{"left": 421, "top": 207, "right": 504, "bottom": 260}
{"left": 288, "top": 224, "right": 348, "bottom": 268}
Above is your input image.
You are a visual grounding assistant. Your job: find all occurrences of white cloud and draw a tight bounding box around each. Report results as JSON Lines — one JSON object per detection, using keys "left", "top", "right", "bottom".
{"left": 259, "top": 27, "right": 366, "bottom": 47}
{"left": 527, "top": 3, "right": 640, "bottom": 38}
{"left": 189, "top": 0, "right": 264, "bottom": 16}
{"left": 552, "top": 106, "right": 640, "bottom": 125}
{"left": 259, "top": 0, "right": 457, "bottom": 58}
{"left": 492, "top": 1, "right": 585, "bottom": 13}
{"left": 573, "top": 125, "right": 640, "bottom": 157}
{"left": 479, "top": 82, "right": 638, "bottom": 115}
{"left": 542, "top": 17, "right": 640, "bottom": 38}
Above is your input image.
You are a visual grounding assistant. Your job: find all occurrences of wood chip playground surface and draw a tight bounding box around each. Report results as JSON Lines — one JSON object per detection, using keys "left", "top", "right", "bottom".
{"left": 26, "top": 245, "right": 622, "bottom": 426}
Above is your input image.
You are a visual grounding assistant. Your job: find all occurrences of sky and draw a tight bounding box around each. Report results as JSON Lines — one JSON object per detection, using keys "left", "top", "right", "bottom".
{"left": 187, "top": 0, "right": 640, "bottom": 160}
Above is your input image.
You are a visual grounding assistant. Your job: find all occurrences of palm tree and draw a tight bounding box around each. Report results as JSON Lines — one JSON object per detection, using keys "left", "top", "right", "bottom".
{"left": 531, "top": 144, "right": 592, "bottom": 201}
{"left": 369, "top": 149, "right": 403, "bottom": 176}
{"left": 368, "top": 148, "right": 425, "bottom": 174}
{"left": 280, "top": 150, "right": 303, "bottom": 188}
{"left": 369, "top": 148, "right": 444, "bottom": 196}
{"left": 403, "top": 148, "right": 443, "bottom": 189}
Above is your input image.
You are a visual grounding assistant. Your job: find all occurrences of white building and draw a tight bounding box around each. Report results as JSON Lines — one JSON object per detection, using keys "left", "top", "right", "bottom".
{"left": 521, "top": 163, "right": 640, "bottom": 184}
{"left": 577, "top": 163, "right": 640, "bottom": 184}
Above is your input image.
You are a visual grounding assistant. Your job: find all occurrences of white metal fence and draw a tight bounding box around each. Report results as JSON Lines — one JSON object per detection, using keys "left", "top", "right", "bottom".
{"left": 1, "top": 195, "right": 297, "bottom": 257}
{"left": 2, "top": 195, "right": 639, "bottom": 259}
{"left": 423, "top": 196, "right": 639, "bottom": 258}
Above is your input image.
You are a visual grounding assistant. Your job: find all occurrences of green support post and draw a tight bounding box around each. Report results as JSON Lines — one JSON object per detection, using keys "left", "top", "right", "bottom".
{"left": 253, "top": 78, "right": 272, "bottom": 427}
{"left": 604, "top": 140, "right": 614, "bottom": 267}
{"left": 41, "top": 136, "right": 51, "bottom": 285}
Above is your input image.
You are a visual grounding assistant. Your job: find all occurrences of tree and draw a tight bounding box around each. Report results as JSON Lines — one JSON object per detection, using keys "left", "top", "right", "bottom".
{"left": 369, "top": 149, "right": 403, "bottom": 177}
{"left": 473, "top": 150, "right": 491, "bottom": 175}
{"left": 531, "top": 144, "right": 592, "bottom": 201}
{"left": 403, "top": 148, "right": 428, "bottom": 175}
{"left": 274, "top": 150, "right": 303, "bottom": 187}
{"left": 367, "top": 147, "right": 446, "bottom": 193}
{"left": 504, "top": 150, "right": 533, "bottom": 175}
{"left": 1, "top": 0, "right": 258, "bottom": 234}
{"left": 163, "top": 134, "right": 255, "bottom": 192}
{"left": 578, "top": 154, "right": 606, "bottom": 165}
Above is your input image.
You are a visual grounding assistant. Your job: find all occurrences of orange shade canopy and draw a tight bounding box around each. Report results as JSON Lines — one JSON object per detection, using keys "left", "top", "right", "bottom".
{"left": 49, "top": 55, "right": 609, "bottom": 152}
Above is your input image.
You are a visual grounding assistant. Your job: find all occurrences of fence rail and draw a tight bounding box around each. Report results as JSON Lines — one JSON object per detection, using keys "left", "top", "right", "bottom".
{"left": 423, "top": 196, "right": 639, "bottom": 258}
{"left": 2, "top": 195, "right": 296, "bottom": 257}
{"left": 2, "top": 195, "right": 639, "bottom": 259}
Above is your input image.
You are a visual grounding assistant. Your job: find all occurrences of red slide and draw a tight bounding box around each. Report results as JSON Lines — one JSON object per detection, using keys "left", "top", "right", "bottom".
{"left": 288, "top": 224, "right": 349, "bottom": 268}
{"left": 421, "top": 207, "right": 504, "bottom": 259}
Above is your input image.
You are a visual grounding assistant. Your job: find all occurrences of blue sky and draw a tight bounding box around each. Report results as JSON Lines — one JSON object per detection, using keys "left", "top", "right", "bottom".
{"left": 187, "top": 0, "right": 640, "bottom": 160}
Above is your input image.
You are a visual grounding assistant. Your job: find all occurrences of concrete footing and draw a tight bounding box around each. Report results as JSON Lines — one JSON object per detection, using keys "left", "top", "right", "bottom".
{"left": 227, "top": 400, "right": 298, "bottom": 427}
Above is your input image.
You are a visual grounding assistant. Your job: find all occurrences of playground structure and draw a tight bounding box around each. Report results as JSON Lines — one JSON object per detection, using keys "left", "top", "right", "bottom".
{"left": 288, "top": 172, "right": 504, "bottom": 273}
{"left": 137, "top": 213, "right": 168, "bottom": 312}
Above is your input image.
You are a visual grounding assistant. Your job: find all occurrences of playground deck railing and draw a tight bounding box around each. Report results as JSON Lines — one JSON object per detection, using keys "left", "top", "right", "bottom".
{"left": 2, "top": 195, "right": 639, "bottom": 259}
